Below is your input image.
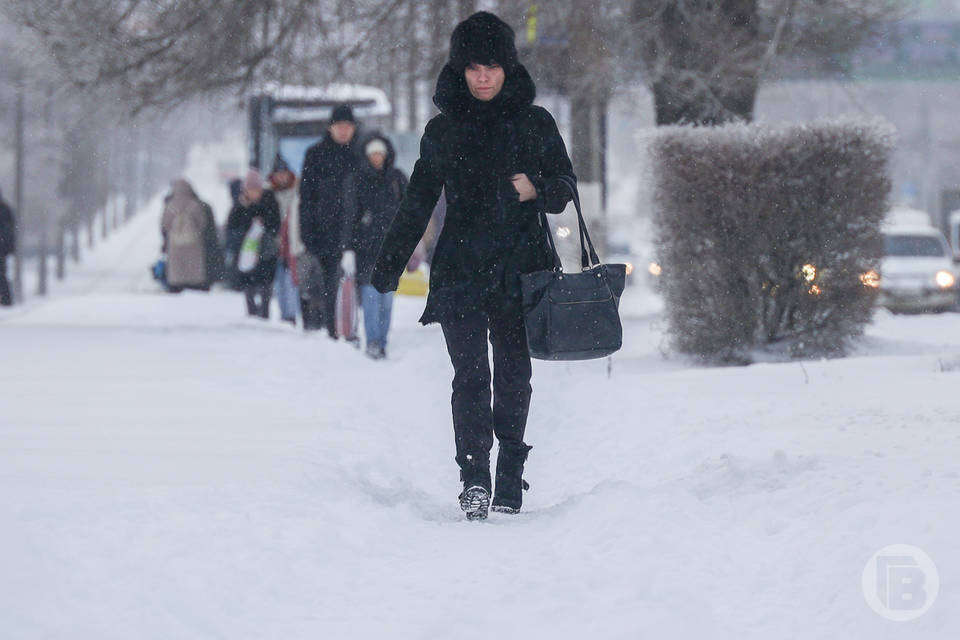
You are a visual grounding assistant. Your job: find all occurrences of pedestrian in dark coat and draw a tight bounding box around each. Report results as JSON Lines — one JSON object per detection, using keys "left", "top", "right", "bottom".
{"left": 201, "top": 200, "right": 224, "bottom": 288}
{"left": 342, "top": 134, "right": 409, "bottom": 358}
{"left": 223, "top": 178, "right": 247, "bottom": 290}
{"left": 371, "top": 11, "right": 576, "bottom": 519}
{"left": 0, "top": 188, "right": 15, "bottom": 306}
{"left": 298, "top": 104, "right": 360, "bottom": 335}
{"left": 228, "top": 169, "right": 281, "bottom": 318}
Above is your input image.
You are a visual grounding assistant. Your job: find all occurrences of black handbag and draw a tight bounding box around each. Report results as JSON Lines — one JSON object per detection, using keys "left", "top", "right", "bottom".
{"left": 520, "top": 175, "right": 626, "bottom": 361}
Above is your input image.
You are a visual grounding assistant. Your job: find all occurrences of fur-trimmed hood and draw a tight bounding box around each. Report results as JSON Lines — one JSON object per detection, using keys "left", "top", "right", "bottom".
{"left": 432, "top": 62, "right": 536, "bottom": 122}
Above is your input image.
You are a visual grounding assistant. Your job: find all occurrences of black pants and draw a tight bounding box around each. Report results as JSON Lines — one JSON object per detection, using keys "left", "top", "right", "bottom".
{"left": 301, "top": 252, "right": 339, "bottom": 336}
{"left": 441, "top": 299, "right": 532, "bottom": 489}
{"left": 0, "top": 257, "right": 11, "bottom": 306}
{"left": 245, "top": 281, "right": 271, "bottom": 318}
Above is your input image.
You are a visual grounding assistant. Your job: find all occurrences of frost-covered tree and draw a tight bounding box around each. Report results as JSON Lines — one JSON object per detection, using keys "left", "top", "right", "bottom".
{"left": 3, "top": 0, "right": 411, "bottom": 112}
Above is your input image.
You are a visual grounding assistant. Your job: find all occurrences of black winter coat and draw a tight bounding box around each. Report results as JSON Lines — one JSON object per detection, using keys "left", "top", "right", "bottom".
{"left": 201, "top": 202, "right": 225, "bottom": 286}
{"left": 0, "top": 200, "right": 15, "bottom": 257}
{"left": 342, "top": 136, "right": 409, "bottom": 285}
{"left": 371, "top": 63, "right": 575, "bottom": 325}
{"left": 226, "top": 190, "right": 281, "bottom": 286}
{"left": 299, "top": 134, "right": 360, "bottom": 259}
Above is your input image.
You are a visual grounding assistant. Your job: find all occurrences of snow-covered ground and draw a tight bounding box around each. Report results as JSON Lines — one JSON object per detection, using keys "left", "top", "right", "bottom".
{"left": 1, "top": 140, "right": 957, "bottom": 639}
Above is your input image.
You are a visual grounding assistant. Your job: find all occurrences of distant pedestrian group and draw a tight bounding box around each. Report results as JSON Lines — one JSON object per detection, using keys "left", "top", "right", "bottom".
{"left": 159, "top": 104, "right": 408, "bottom": 359}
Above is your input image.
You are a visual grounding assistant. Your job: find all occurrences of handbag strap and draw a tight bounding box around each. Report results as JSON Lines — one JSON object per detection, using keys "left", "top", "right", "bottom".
{"left": 537, "top": 175, "right": 603, "bottom": 271}
{"left": 555, "top": 175, "right": 601, "bottom": 270}
{"left": 538, "top": 208, "right": 563, "bottom": 271}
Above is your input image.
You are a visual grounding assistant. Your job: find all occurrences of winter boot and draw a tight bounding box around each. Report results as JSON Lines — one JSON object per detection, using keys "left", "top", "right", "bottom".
{"left": 491, "top": 443, "right": 532, "bottom": 514}
{"left": 459, "top": 485, "right": 490, "bottom": 521}
{"left": 301, "top": 299, "right": 321, "bottom": 331}
{"left": 457, "top": 456, "right": 491, "bottom": 521}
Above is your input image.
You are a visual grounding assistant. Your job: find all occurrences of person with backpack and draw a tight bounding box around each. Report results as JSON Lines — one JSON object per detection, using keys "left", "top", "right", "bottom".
{"left": 342, "top": 134, "right": 408, "bottom": 359}
{"left": 371, "top": 12, "right": 576, "bottom": 520}
{"left": 161, "top": 179, "right": 213, "bottom": 292}
{"left": 0, "top": 188, "right": 15, "bottom": 306}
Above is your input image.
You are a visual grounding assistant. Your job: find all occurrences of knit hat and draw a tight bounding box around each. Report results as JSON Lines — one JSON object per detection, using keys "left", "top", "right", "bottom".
{"left": 330, "top": 104, "right": 356, "bottom": 124}
{"left": 448, "top": 11, "right": 519, "bottom": 71}
{"left": 364, "top": 138, "right": 388, "bottom": 157}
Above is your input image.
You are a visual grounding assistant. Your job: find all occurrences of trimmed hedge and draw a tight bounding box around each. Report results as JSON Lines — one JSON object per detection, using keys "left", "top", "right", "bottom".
{"left": 651, "top": 120, "right": 893, "bottom": 363}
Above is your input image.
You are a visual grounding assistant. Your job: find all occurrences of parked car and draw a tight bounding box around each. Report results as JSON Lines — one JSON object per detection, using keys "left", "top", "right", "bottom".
{"left": 878, "top": 224, "right": 957, "bottom": 313}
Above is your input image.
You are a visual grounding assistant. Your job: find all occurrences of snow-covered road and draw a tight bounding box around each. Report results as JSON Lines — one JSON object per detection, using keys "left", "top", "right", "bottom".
{"left": 1, "top": 140, "right": 957, "bottom": 639}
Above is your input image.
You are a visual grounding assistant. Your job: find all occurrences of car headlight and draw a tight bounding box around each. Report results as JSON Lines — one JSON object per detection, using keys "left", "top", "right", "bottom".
{"left": 648, "top": 262, "right": 662, "bottom": 277}
{"left": 935, "top": 270, "right": 955, "bottom": 289}
{"left": 860, "top": 270, "right": 880, "bottom": 288}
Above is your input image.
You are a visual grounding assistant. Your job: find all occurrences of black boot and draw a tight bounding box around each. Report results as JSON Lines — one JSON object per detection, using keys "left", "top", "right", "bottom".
{"left": 491, "top": 443, "right": 532, "bottom": 514}
{"left": 457, "top": 455, "right": 491, "bottom": 521}
{"left": 301, "top": 299, "right": 321, "bottom": 331}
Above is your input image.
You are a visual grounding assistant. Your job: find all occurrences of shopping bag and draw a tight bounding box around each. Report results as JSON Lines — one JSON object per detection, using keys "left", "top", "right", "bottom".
{"left": 336, "top": 274, "right": 359, "bottom": 341}
{"left": 237, "top": 220, "right": 264, "bottom": 273}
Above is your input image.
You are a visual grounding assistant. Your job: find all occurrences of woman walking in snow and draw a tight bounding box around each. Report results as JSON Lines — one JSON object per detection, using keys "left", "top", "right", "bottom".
{"left": 372, "top": 11, "right": 576, "bottom": 520}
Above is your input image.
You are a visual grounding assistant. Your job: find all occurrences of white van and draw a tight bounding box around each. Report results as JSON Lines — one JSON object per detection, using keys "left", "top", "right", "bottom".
{"left": 879, "top": 224, "right": 957, "bottom": 313}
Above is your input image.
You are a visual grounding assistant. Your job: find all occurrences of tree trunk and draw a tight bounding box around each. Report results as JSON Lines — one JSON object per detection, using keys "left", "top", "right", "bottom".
{"left": 652, "top": 77, "right": 758, "bottom": 126}
{"left": 425, "top": 0, "right": 453, "bottom": 119}
{"left": 566, "top": 1, "right": 609, "bottom": 255}
{"left": 56, "top": 219, "right": 66, "bottom": 280}
{"left": 406, "top": 0, "right": 419, "bottom": 132}
{"left": 13, "top": 73, "right": 25, "bottom": 304}
{"left": 640, "top": 0, "right": 762, "bottom": 126}
{"left": 37, "top": 216, "right": 48, "bottom": 296}
{"left": 71, "top": 215, "right": 80, "bottom": 263}
{"left": 87, "top": 211, "right": 95, "bottom": 249}
{"left": 102, "top": 132, "right": 111, "bottom": 240}
{"left": 456, "top": 0, "right": 476, "bottom": 22}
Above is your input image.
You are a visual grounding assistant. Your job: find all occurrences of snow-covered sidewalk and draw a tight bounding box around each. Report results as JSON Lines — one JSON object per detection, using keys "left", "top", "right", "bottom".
{"left": 1, "top": 141, "right": 957, "bottom": 639}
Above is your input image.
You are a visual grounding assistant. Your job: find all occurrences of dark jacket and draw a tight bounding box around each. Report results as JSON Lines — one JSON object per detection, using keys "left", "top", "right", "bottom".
{"left": 201, "top": 202, "right": 225, "bottom": 286}
{"left": 299, "top": 134, "right": 360, "bottom": 258}
{"left": 0, "top": 198, "right": 15, "bottom": 257}
{"left": 371, "top": 63, "right": 575, "bottom": 324}
{"left": 226, "top": 190, "right": 281, "bottom": 286}
{"left": 342, "top": 135, "right": 409, "bottom": 285}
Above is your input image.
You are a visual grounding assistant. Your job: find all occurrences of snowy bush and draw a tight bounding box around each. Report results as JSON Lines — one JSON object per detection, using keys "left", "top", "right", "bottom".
{"left": 651, "top": 120, "right": 893, "bottom": 363}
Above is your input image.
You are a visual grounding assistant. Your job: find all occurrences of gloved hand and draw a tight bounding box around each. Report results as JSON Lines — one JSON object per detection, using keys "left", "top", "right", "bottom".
{"left": 340, "top": 250, "right": 357, "bottom": 277}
